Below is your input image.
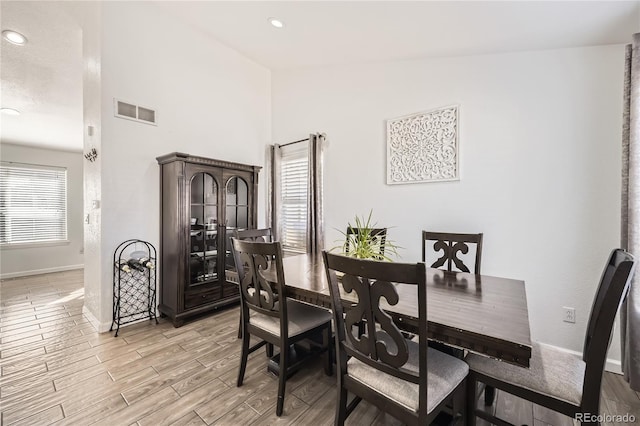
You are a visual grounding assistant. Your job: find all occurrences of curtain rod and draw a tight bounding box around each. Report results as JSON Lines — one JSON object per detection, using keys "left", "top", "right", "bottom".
{"left": 279, "top": 137, "right": 309, "bottom": 147}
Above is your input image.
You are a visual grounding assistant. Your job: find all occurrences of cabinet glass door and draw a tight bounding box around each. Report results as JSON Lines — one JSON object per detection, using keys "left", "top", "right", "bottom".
{"left": 226, "top": 176, "right": 249, "bottom": 229}
{"left": 189, "top": 172, "right": 218, "bottom": 288}
{"left": 224, "top": 176, "right": 249, "bottom": 272}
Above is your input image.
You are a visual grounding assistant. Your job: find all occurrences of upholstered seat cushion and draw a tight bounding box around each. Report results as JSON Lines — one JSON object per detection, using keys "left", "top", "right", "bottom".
{"left": 346, "top": 339, "right": 468, "bottom": 414}
{"left": 465, "top": 342, "right": 585, "bottom": 406}
{"left": 250, "top": 299, "right": 331, "bottom": 337}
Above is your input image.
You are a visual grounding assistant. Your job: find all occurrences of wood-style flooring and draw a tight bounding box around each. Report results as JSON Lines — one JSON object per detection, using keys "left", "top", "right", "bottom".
{"left": 1, "top": 270, "right": 639, "bottom": 425}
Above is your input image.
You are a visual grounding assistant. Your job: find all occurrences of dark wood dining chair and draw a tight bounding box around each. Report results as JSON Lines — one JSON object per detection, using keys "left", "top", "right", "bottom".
{"left": 466, "top": 248, "right": 636, "bottom": 425}
{"left": 422, "top": 231, "right": 483, "bottom": 274}
{"left": 231, "top": 238, "right": 333, "bottom": 417}
{"left": 421, "top": 231, "right": 483, "bottom": 381}
{"left": 322, "top": 251, "right": 469, "bottom": 425}
{"left": 229, "top": 228, "right": 273, "bottom": 339}
{"left": 235, "top": 228, "right": 272, "bottom": 243}
{"left": 228, "top": 229, "right": 273, "bottom": 275}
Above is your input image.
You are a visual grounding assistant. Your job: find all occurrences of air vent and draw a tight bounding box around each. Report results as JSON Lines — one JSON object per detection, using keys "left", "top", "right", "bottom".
{"left": 114, "top": 99, "right": 157, "bottom": 125}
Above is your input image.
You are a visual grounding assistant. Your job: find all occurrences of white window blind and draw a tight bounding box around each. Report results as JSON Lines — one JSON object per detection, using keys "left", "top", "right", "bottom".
{"left": 0, "top": 163, "right": 68, "bottom": 245}
{"left": 280, "top": 144, "right": 309, "bottom": 253}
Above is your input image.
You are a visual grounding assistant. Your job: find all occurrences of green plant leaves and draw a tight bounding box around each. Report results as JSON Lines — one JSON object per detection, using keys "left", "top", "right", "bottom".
{"left": 332, "top": 210, "right": 400, "bottom": 262}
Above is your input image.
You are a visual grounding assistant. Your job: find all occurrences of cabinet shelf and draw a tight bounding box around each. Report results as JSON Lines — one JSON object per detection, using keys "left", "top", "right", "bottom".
{"left": 190, "top": 250, "right": 218, "bottom": 257}
{"left": 190, "top": 276, "right": 218, "bottom": 286}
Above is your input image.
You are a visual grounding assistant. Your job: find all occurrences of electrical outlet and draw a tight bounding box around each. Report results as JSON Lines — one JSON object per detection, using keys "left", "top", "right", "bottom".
{"left": 563, "top": 307, "right": 576, "bottom": 323}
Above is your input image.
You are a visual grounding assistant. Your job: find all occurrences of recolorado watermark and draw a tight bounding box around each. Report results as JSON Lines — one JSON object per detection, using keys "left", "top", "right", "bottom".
{"left": 575, "top": 413, "right": 636, "bottom": 423}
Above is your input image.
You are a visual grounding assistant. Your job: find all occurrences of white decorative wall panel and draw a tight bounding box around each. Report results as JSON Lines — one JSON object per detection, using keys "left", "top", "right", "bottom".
{"left": 386, "top": 105, "right": 459, "bottom": 184}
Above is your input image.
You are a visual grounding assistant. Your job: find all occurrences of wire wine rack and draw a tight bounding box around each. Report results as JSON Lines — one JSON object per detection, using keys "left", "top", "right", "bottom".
{"left": 111, "top": 239, "right": 158, "bottom": 336}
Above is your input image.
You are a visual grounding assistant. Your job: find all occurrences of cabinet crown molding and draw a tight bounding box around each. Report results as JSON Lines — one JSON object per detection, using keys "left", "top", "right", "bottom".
{"left": 156, "top": 152, "right": 262, "bottom": 173}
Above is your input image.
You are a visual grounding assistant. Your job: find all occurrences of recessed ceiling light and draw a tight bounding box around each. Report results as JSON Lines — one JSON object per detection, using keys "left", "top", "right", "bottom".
{"left": 1, "top": 108, "right": 21, "bottom": 116}
{"left": 2, "top": 30, "right": 27, "bottom": 45}
{"left": 268, "top": 17, "right": 284, "bottom": 29}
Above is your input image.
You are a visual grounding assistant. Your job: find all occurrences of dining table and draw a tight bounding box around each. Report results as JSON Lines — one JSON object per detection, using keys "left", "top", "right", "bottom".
{"left": 279, "top": 253, "right": 532, "bottom": 368}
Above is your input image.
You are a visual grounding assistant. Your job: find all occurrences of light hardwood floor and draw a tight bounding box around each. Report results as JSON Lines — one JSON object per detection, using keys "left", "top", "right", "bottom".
{"left": 1, "top": 270, "right": 639, "bottom": 425}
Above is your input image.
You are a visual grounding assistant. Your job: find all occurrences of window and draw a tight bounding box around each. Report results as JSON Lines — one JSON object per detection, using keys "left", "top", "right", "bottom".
{"left": 273, "top": 134, "right": 325, "bottom": 255}
{"left": 0, "top": 163, "right": 68, "bottom": 245}
{"left": 280, "top": 143, "right": 309, "bottom": 253}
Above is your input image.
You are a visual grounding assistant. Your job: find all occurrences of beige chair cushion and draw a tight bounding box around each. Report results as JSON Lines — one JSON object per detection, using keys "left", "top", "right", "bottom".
{"left": 250, "top": 299, "right": 331, "bottom": 337}
{"left": 465, "top": 342, "right": 585, "bottom": 406}
{"left": 347, "top": 339, "right": 468, "bottom": 414}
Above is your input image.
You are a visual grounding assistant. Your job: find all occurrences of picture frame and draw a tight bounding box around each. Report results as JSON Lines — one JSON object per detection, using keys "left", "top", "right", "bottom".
{"left": 386, "top": 105, "right": 459, "bottom": 184}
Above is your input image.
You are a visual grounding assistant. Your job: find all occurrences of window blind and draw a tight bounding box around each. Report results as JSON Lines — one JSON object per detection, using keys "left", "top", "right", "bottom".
{"left": 0, "top": 163, "right": 68, "bottom": 244}
{"left": 280, "top": 144, "right": 309, "bottom": 253}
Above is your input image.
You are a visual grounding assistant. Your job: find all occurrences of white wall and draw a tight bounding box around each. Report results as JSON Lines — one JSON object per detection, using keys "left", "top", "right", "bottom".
{"left": 272, "top": 45, "right": 625, "bottom": 365}
{"left": 75, "top": 0, "right": 103, "bottom": 329}
{"left": 85, "top": 2, "right": 270, "bottom": 330}
{"left": 0, "top": 143, "right": 84, "bottom": 277}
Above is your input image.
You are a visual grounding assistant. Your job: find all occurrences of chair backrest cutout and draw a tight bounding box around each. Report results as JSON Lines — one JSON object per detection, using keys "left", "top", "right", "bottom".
{"left": 422, "top": 231, "right": 483, "bottom": 274}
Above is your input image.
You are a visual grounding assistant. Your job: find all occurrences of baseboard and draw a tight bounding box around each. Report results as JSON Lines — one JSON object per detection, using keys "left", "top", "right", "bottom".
{"left": 1, "top": 264, "right": 84, "bottom": 280}
{"left": 605, "top": 358, "right": 623, "bottom": 375}
{"left": 544, "top": 343, "right": 623, "bottom": 375}
{"left": 82, "top": 306, "right": 112, "bottom": 333}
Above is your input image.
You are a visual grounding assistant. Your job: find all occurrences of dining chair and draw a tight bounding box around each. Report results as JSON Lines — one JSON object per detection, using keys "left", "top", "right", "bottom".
{"left": 421, "top": 231, "right": 483, "bottom": 370}
{"left": 322, "top": 251, "right": 469, "bottom": 425}
{"left": 465, "top": 248, "right": 636, "bottom": 425}
{"left": 227, "top": 228, "right": 273, "bottom": 282}
{"left": 422, "top": 231, "right": 483, "bottom": 274}
{"left": 235, "top": 228, "right": 272, "bottom": 243}
{"left": 229, "top": 228, "right": 273, "bottom": 339}
{"left": 231, "top": 238, "right": 333, "bottom": 417}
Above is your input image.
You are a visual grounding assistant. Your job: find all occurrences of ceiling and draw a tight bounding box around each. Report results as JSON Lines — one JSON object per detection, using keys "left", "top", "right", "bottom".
{"left": 158, "top": 1, "right": 639, "bottom": 70}
{"left": 1, "top": 1, "right": 83, "bottom": 152}
{"left": 1, "top": 1, "right": 638, "bottom": 152}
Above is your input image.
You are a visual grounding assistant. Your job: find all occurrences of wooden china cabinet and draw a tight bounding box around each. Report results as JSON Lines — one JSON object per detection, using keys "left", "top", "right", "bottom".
{"left": 156, "top": 152, "right": 260, "bottom": 327}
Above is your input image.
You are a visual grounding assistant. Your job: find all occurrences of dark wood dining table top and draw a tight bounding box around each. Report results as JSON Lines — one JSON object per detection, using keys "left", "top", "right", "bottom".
{"left": 280, "top": 254, "right": 532, "bottom": 367}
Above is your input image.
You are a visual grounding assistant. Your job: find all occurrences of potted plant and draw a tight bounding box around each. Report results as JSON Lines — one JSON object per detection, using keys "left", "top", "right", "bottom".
{"left": 335, "top": 210, "right": 399, "bottom": 261}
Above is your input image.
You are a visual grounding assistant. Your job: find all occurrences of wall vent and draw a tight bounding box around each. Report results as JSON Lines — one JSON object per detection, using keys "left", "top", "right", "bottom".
{"left": 114, "top": 99, "right": 157, "bottom": 125}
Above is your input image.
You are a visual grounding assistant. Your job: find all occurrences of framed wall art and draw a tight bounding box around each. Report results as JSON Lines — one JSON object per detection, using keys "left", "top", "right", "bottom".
{"left": 386, "top": 105, "right": 459, "bottom": 184}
